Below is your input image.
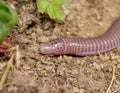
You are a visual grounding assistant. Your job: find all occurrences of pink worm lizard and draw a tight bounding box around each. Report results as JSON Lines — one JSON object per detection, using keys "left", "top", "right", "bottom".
{"left": 39, "top": 18, "right": 120, "bottom": 56}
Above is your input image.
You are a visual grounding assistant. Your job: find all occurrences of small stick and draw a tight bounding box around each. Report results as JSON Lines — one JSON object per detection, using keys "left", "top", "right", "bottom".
{"left": 106, "top": 65, "right": 116, "bottom": 93}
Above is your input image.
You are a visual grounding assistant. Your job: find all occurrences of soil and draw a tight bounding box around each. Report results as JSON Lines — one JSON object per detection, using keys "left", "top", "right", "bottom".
{"left": 0, "top": 0, "right": 120, "bottom": 93}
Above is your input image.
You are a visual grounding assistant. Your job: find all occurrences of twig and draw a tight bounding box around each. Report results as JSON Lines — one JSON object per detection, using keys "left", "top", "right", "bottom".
{"left": 106, "top": 65, "right": 116, "bottom": 93}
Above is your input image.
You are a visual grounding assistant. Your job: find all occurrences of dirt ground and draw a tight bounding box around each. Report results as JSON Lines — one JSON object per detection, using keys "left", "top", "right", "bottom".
{"left": 0, "top": 0, "right": 120, "bottom": 93}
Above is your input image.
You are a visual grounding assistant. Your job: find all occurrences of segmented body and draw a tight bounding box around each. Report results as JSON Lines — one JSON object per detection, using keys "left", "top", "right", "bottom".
{"left": 40, "top": 18, "right": 120, "bottom": 56}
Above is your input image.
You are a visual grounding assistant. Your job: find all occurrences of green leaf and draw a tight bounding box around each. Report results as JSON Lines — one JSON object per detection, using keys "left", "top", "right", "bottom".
{"left": 7, "top": 7, "right": 18, "bottom": 27}
{"left": 0, "top": 0, "right": 18, "bottom": 41}
{"left": 0, "top": 22, "right": 10, "bottom": 41}
{"left": 0, "top": 0, "right": 9, "bottom": 11}
{"left": 37, "top": 0, "right": 70, "bottom": 20}
{"left": 49, "top": 0, "right": 62, "bottom": 9}
{"left": 37, "top": 0, "right": 48, "bottom": 13}
{"left": 0, "top": 9, "right": 11, "bottom": 23}
{"left": 47, "top": 4, "right": 64, "bottom": 20}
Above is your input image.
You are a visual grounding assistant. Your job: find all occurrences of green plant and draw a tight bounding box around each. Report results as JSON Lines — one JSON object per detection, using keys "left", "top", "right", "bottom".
{"left": 37, "top": 0, "right": 70, "bottom": 21}
{"left": 0, "top": 0, "right": 18, "bottom": 42}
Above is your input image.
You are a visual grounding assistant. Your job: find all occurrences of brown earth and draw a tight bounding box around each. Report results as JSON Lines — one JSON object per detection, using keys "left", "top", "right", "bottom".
{"left": 0, "top": 0, "right": 120, "bottom": 93}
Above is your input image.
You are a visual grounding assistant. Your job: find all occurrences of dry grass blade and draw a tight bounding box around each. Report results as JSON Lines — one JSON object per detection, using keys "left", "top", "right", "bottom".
{"left": 15, "top": 45, "right": 21, "bottom": 68}
{"left": 106, "top": 65, "right": 116, "bottom": 93}
{"left": 0, "top": 50, "right": 16, "bottom": 91}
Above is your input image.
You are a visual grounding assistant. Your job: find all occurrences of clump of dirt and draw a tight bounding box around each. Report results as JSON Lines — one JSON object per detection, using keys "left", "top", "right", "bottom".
{"left": 0, "top": 0, "right": 120, "bottom": 93}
